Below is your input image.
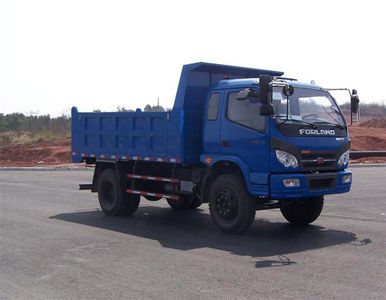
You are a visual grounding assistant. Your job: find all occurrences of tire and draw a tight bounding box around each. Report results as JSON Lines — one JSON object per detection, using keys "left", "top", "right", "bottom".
{"left": 98, "top": 169, "right": 140, "bottom": 216}
{"left": 144, "top": 195, "right": 162, "bottom": 201}
{"left": 280, "top": 196, "right": 324, "bottom": 225}
{"left": 167, "top": 196, "right": 193, "bottom": 209}
{"left": 167, "top": 194, "right": 202, "bottom": 209}
{"left": 208, "top": 174, "right": 256, "bottom": 234}
{"left": 189, "top": 195, "right": 203, "bottom": 209}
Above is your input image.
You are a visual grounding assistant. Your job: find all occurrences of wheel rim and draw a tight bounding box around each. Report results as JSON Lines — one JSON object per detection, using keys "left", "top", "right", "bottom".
{"left": 100, "top": 181, "right": 115, "bottom": 209}
{"left": 215, "top": 189, "right": 238, "bottom": 221}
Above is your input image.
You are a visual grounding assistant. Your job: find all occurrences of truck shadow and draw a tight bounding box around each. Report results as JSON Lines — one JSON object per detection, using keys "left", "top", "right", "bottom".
{"left": 51, "top": 206, "right": 362, "bottom": 268}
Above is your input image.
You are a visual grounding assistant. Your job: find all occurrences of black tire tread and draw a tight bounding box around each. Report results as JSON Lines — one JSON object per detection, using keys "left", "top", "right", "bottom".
{"left": 189, "top": 196, "right": 203, "bottom": 209}
{"left": 208, "top": 174, "right": 255, "bottom": 234}
{"left": 98, "top": 169, "right": 140, "bottom": 216}
{"left": 167, "top": 196, "right": 193, "bottom": 210}
{"left": 280, "top": 196, "right": 324, "bottom": 225}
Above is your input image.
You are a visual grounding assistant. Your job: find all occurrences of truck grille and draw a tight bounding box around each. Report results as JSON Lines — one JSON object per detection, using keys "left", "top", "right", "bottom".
{"left": 300, "top": 152, "right": 337, "bottom": 170}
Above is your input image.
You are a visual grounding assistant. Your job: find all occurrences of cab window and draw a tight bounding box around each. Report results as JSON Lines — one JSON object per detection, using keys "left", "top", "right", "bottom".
{"left": 207, "top": 93, "right": 220, "bottom": 120}
{"left": 227, "top": 91, "right": 265, "bottom": 132}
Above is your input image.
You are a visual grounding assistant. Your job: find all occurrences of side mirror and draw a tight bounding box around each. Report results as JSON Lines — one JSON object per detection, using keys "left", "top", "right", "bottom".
{"left": 237, "top": 88, "right": 251, "bottom": 100}
{"left": 351, "top": 89, "right": 359, "bottom": 113}
{"left": 283, "top": 85, "right": 294, "bottom": 97}
{"left": 260, "top": 103, "right": 274, "bottom": 116}
{"left": 260, "top": 75, "right": 272, "bottom": 104}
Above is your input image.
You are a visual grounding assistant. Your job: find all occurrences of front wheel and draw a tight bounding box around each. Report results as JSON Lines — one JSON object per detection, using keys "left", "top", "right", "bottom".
{"left": 208, "top": 174, "right": 256, "bottom": 234}
{"left": 98, "top": 169, "right": 140, "bottom": 216}
{"left": 280, "top": 196, "right": 324, "bottom": 225}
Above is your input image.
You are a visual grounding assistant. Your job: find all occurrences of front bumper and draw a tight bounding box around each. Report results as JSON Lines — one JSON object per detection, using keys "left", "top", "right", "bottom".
{"left": 270, "top": 170, "right": 352, "bottom": 199}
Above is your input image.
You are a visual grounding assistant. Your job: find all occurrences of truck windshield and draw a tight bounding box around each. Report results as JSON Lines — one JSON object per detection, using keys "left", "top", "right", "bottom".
{"left": 272, "top": 87, "right": 345, "bottom": 127}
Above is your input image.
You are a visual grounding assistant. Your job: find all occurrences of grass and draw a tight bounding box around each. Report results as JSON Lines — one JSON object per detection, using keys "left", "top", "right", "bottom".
{"left": 0, "top": 131, "right": 70, "bottom": 148}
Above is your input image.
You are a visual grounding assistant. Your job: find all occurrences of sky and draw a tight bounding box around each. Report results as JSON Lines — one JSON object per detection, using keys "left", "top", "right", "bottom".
{"left": 0, "top": 0, "right": 385, "bottom": 116}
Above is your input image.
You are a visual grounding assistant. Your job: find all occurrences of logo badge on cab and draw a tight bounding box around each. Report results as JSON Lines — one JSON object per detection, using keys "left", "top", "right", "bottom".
{"left": 316, "top": 157, "right": 325, "bottom": 165}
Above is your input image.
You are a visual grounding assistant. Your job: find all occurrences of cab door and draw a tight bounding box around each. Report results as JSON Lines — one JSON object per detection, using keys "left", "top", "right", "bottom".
{"left": 220, "top": 90, "right": 270, "bottom": 176}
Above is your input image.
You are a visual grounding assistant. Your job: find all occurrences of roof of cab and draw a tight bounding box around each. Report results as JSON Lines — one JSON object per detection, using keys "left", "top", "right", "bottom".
{"left": 213, "top": 78, "right": 260, "bottom": 89}
{"left": 212, "top": 78, "right": 325, "bottom": 91}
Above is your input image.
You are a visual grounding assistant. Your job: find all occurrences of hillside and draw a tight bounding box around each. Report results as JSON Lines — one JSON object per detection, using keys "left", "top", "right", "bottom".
{"left": 0, "top": 118, "right": 385, "bottom": 167}
{"left": 1, "top": 104, "right": 385, "bottom": 167}
{"left": 0, "top": 138, "right": 71, "bottom": 167}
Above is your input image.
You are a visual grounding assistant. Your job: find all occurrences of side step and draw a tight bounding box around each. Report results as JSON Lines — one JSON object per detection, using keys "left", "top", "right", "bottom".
{"left": 126, "top": 189, "right": 179, "bottom": 200}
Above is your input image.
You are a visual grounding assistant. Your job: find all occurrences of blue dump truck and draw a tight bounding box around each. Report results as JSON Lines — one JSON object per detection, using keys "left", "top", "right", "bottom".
{"left": 72, "top": 62, "right": 359, "bottom": 233}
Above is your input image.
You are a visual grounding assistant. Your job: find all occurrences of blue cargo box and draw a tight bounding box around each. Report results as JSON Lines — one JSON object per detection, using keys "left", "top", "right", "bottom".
{"left": 71, "top": 108, "right": 185, "bottom": 163}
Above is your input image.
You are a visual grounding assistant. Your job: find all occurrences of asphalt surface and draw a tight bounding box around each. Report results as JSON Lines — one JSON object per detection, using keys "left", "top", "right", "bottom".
{"left": 0, "top": 167, "right": 385, "bottom": 300}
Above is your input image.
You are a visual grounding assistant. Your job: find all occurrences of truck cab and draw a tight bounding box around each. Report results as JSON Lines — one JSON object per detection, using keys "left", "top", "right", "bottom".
{"left": 202, "top": 78, "right": 352, "bottom": 200}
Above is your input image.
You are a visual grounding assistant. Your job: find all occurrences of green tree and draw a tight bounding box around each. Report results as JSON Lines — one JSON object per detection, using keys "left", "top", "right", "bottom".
{"left": 144, "top": 104, "right": 165, "bottom": 112}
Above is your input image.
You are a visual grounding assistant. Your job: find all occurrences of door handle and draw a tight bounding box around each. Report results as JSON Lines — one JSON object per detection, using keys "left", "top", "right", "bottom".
{"left": 221, "top": 140, "right": 231, "bottom": 147}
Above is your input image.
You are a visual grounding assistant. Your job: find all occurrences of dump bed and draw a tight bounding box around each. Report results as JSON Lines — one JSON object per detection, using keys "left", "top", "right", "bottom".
{"left": 71, "top": 62, "right": 283, "bottom": 164}
{"left": 71, "top": 108, "right": 184, "bottom": 163}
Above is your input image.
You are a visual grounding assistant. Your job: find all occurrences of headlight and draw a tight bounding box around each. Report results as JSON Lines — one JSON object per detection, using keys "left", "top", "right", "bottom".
{"left": 338, "top": 150, "right": 350, "bottom": 166}
{"left": 275, "top": 150, "right": 298, "bottom": 168}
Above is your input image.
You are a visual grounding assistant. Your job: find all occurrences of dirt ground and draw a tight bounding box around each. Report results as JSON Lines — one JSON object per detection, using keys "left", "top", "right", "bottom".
{"left": 348, "top": 118, "right": 386, "bottom": 163}
{"left": 0, "top": 139, "right": 72, "bottom": 167}
{"left": 0, "top": 119, "right": 385, "bottom": 167}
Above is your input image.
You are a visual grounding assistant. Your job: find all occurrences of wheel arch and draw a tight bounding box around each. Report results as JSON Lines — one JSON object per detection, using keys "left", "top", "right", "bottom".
{"left": 201, "top": 157, "right": 251, "bottom": 202}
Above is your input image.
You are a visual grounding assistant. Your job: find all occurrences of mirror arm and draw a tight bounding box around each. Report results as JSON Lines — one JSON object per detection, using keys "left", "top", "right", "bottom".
{"left": 326, "top": 88, "right": 359, "bottom": 126}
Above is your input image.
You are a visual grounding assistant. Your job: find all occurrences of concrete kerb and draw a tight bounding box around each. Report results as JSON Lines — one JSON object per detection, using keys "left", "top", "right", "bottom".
{"left": 349, "top": 163, "right": 386, "bottom": 168}
{"left": 0, "top": 166, "right": 93, "bottom": 171}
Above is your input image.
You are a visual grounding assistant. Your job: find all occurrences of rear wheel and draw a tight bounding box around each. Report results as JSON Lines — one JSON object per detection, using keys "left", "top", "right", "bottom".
{"left": 280, "top": 196, "right": 324, "bottom": 225}
{"left": 208, "top": 174, "right": 255, "bottom": 234}
{"left": 144, "top": 195, "right": 162, "bottom": 201}
{"left": 98, "top": 169, "right": 140, "bottom": 216}
{"left": 167, "top": 194, "right": 202, "bottom": 209}
{"left": 167, "top": 195, "right": 193, "bottom": 209}
{"left": 189, "top": 195, "right": 203, "bottom": 209}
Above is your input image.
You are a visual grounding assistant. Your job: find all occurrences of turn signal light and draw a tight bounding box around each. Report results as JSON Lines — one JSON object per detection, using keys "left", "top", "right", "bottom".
{"left": 283, "top": 179, "right": 300, "bottom": 187}
{"left": 342, "top": 175, "right": 352, "bottom": 184}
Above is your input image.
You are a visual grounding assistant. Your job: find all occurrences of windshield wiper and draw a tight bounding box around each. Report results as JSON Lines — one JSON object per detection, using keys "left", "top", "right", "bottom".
{"left": 330, "top": 106, "right": 340, "bottom": 115}
{"left": 277, "top": 117, "right": 317, "bottom": 129}
{"left": 313, "top": 121, "right": 345, "bottom": 129}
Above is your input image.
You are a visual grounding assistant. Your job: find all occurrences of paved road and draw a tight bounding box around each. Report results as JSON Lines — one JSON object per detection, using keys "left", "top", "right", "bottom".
{"left": 0, "top": 167, "right": 385, "bottom": 299}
